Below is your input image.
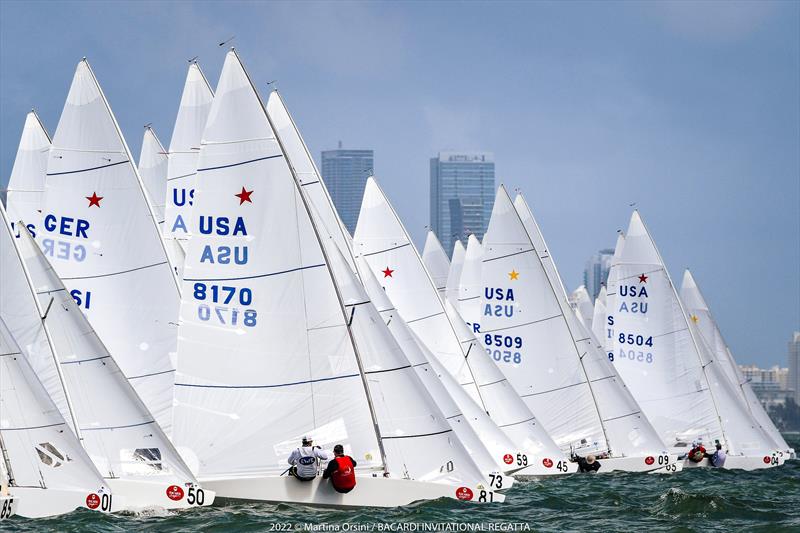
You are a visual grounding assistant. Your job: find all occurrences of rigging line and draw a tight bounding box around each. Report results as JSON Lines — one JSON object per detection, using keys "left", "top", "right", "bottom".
{"left": 129, "top": 369, "right": 175, "bottom": 380}
{"left": 46, "top": 159, "right": 129, "bottom": 177}
{"left": 60, "top": 260, "right": 168, "bottom": 281}
{"left": 364, "top": 364, "right": 413, "bottom": 376}
{"left": 184, "top": 263, "right": 325, "bottom": 282}
{"left": 496, "top": 416, "right": 536, "bottom": 429}
{"left": 300, "top": 180, "right": 321, "bottom": 186}
{"left": 197, "top": 153, "right": 281, "bottom": 172}
{"left": 176, "top": 373, "right": 361, "bottom": 389}
{"left": 521, "top": 380, "right": 588, "bottom": 398}
{"left": 404, "top": 310, "right": 445, "bottom": 325}
{"left": 479, "top": 313, "right": 562, "bottom": 334}
{"left": 1, "top": 422, "right": 65, "bottom": 432}
{"left": 602, "top": 411, "right": 642, "bottom": 423}
{"left": 80, "top": 420, "right": 155, "bottom": 432}
{"left": 361, "top": 242, "right": 412, "bottom": 257}
{"left": 60, "top": 355, "right": 111, "bottom": 365}
{"left": 382, "top": 429, "right": 453, "bottom": 440}
{"left": 482, "top": 248, "right": 534, "bottom": 263}
{"left": 653, "top": 327, "right": 689, "bottom": 339}
{"left": 166, "top": 171, "right": 197, "bottom": 182}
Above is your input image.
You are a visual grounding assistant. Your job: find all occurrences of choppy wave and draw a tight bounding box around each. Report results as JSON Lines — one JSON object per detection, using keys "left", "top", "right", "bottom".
{"left": 4, "top": 435, "right": 799, "bottom": 532}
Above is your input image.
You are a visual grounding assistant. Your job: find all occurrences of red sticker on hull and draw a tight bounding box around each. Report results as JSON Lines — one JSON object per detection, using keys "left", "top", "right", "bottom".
{"left": 455, "top": 487, "right": 474, "bottom": 501}
{"left": 86, "top": 493, "right": 100, "bottom": 509}
{"left": 503, "top": 454, "right": 513, "bottom": 464}
{"left": 166, "top": 485, "right": 185, "bottom": 501}
{"left": 542, "top": 458, "right": 553, "bottom": 468}
{"left": 645, "top": 456, "right": 655, "bottom": 465}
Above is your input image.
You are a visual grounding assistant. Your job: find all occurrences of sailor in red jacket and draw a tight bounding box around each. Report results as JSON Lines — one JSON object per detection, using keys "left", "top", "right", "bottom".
{"left": 322, "top": 444, "right": 357, "bottom": 493}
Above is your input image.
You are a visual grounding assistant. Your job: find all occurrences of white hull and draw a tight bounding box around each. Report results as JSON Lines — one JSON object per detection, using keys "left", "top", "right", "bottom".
{"left": 512, "top": 457, "right": 579, "bottom": 478}
{"left": 0, "top": 494, "right": 16, "bottom": 520}
{"left": 592, "top": 454, "right": 683, "bottom": 474}
{"left": 12, "top": 487, "right": 101, "bottom": 518}
{"left": 681, "top": 454, "right": 783, "bottom": 471}
{"left": 201, "top": 474, "right": 505, "bottom": 507}
{"left": 105, "top": 479, "right": 215, "bottom": 511}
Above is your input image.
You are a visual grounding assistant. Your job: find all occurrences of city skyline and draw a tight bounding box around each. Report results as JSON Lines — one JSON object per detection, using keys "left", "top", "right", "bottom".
{"left": 0, "top": 1, "right": 797, "bottom": 367}
{"left": 320, "top": 144, "right": 374, "bottom": 234}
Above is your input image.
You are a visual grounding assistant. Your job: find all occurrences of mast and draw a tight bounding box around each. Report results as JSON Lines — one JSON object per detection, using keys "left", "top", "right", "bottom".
{"left": 636, "top": 212, "right": 731, "bottom": 451}
{"left": 235, "top": 49, "right": 389, "bottom": 471}
{"left": 1, "top": 207, "right": 83, "bottom": 441}
{"left": 514, "top": 193, "right": 614, "bottom": 455}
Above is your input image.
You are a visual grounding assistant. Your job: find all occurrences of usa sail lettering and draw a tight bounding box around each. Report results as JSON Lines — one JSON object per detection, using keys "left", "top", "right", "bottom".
{"left": 198, "top": 216, "right": 248, "bottom": 265}
{"left": 41, "top": 214, "right": 90, "bottom": 262}
{"left": 483, "top": 287, "right": 515, "bottom": 317}
{"left": 484, "top": 333, "right": 523, "bottom": 364}
{"left": 618, "top": 284, "right": 648, "bottom": 314}
{"left": 169, "top": 188, "right": 195, "bottom": 235}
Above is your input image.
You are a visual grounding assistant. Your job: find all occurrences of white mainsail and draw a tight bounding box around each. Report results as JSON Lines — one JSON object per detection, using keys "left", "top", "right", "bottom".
{"left": 445, "top": 239, "right": 465, "bottom": 308}
{"left": 680, "top": 269, "right": 792, "bottom": 456}
{"left": 606, "top": 211, "right": 779, "bottom": 467}
{"left": 40, "top": 59, "right": 178, "bottom": 436}
{"left": 354, "top": 178, "right": 572, "bottom": 475}
{"left": 421, "top": 231, "right": 450, "bottom": 297}
{"left": 570, "top": 285, "right": 594, "bottom": 331}
{"left": 455, "top": 234, "right": 483, "bottom": 320}
{"left": 162, "top": 61, "right": 214, "bottom": 278}
{"left": 137, "top": 126, "right": 169, "bottom": 226}
{"left": 484, "top": 190, "right": 674, "bottom": 470}
{"left": 4, "top": 110, "right": 50, "bottom": 240}
{"left": 173, "top": 51, "right": 493, "bottom": 505}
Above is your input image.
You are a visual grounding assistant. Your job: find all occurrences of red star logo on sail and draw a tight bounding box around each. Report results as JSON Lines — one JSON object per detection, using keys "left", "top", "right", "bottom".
{"left": 86, "top": 192, "right": 103, "bottom": 207}
{"left": 382, "top": 267, "right": 394, "bottom": 278}
{"left": 235, "top": 187, "right": 254, "bottom": 205}
{"left": 638, "top": 273, "right": 648, "bottom": 283}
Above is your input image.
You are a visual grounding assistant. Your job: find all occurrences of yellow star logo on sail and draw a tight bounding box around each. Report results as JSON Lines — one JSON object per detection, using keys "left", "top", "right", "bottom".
{"left": 509, "top": 270, "right": 520, "bottom": 281}
{"left": 690, "top": 314, "right": 699, "bottom": 323}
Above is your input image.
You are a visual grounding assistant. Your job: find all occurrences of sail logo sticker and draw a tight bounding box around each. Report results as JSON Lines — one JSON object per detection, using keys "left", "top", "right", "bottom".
{"left": 542, "top": 458, "right": 553, "bottom": 468}
{"left": 455, "top": 487, "right": 474, "bottom": 501}
{"left": 763, "top": 456, "right": 772, "bottom": 464}
{"left": 166, "top": 485, "right": 185, "bottom": 501}
{"left": 503, "top": 454, "right": 513, "bottom": 465}
{"left": 86, "top": 493, "right": 101, "bottom": 509}
{"left": 645, "top": 456, "right": 655, "bottom": 465}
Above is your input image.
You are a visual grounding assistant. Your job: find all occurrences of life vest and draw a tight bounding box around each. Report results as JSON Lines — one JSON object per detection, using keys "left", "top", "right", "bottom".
{"left": 688, "top": 445, "right": 706, "bottom": 463}
{"left": 331, "top": 456, "right": 356, "bottom": 492}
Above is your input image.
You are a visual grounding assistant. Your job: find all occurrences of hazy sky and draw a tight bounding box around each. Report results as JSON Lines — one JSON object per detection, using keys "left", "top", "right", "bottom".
{"left": 1, "top": 1, "right": 798, "bottom": 367}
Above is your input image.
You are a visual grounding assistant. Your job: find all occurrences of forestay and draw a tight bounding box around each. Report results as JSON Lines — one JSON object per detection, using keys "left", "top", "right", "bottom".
{"left": 421, "top": 231, "right": 450, "bottom": 297}
{"left": 163, "top": 62, "right": 214, "bottom": 278}
{"left": 137, "top": 126, "right": 169, "bottom": 226}
{"left": 607, "top": 211, "right": 775, "bottom": 456}
{"left": 40, "top": 59, "right": 178, "bottom": 435}
{"left": 504, "top": 190, "right": 668, "bottom": 459}
{"left": 680, "top": 270, "right": 791, "bottom": 455}
{"left": 354, "top": 179, "right": 570, "bottom": 474}
{"left": 4, "top": 111, "right": 50, "bottom": 240}
{"left": 173, "top": 50, "right": 383, "bottom": 480}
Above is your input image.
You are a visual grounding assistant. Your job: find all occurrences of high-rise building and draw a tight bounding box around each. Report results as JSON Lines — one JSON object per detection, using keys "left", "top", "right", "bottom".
{"left": 320, "top": 142, "right": 373, "bottom": 234}
{"left": 789, "top": 331, "right": 800, "bottom": 404}
{"left": 430, "top": 151, "right": 495, "bottom": 256}
{"left": 739, "top": 364, "right": 791, "bottom": 409}
{"left": 583, "top": 249, "right": 614, "bottom": 300}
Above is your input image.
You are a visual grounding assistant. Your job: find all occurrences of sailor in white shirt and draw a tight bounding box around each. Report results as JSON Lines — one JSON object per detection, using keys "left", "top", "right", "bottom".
{"left": 287, "top": 436, "right": 333, "bottom": 481}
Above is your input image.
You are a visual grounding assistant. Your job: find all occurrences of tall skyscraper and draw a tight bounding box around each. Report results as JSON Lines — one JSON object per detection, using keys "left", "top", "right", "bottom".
{"left": 789, "top": 331, "right": 800, "bottom": 404}
{"left": 430, "top": 151, "right": 495, "bottom": 256}
{"left": 583, "top": 249, "right": 614, "bottom": 300}
{"left": 320, "top": 142, "right": 374, "bottom": 234}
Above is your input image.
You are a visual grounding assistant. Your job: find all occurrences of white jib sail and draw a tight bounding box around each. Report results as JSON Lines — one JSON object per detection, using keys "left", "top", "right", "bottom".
{"left": 14, "top": 225, "right": 202, "bottom": 492}
{"left": 4, "top": 111, "right": 50, "bottom": 240}
{"left": 137, "top": 126, "right": 169, "bottom": 227}
{"left": 162, "top": 61, "right": 214, "bottom": 278}
{"left": 680, "top": 269, "right": 790, "bottom": 454}
{"left": 0, "top": 317, "right": 110, "bottom": 517}
{"left": 570, "top": 286, "right": 595, "bottom": 332}
{"left": 40, "top": 59, "right": 179, "bottom": 436}
{"left": 172, "top": 50, "right": 384, "bottom": 480}
{"left": 355, "top": 256, "right": 512, "bottom": 482}
{"left": 421, "top": 231, "right": 450, "bottom": 297}
{"left": 354, "top": 179, "right": 570, "bottom": 474}
{"left": 445, "top": 239, "right": 465, "bottom": 308}
{"left": 507, "top": 191, "right": 668, "bottom": 458}
{"left": 456, "top": 235, "right": 484, "bottom": 320}
{"left": 607, "top": 211, "right": 775, "bottom": 456}
{"left": 591, "top": 286, "right": 610, "bottom": 354}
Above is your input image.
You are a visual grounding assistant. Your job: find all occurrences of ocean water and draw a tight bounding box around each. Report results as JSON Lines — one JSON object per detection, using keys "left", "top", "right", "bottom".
{"left": 5, "top": 434, "right": 799, "bottom": 533}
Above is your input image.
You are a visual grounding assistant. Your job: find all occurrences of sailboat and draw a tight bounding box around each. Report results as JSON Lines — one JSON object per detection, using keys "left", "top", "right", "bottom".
{"left": 172, "top": 49, "right": 502, "bottom": 507}
{"left": 39, "top": 58, "right": 179, "bottom": 436}
{"left": 680, "top": 269, "right": 794, "bottom": 460}
{"left": 445, "top": 239, "right": 465, "bottom": 308}
{"left": 355, "top": 178, "right": 574, "bottom": 476}
{"left": 137, "top": 126, "right": 169, "bottom": 227}
{"left": 421, "top": 231, "right": 451, "bottom": 297}
{"left": 267, "top": 91, "right": 513, "bottom": 481}
{"left": 485, "top": 190, "right": 680, "bottom": 473}
{"left": 4, "top": 110, "right": 50, "bottom": 239}
{"left": 162, "top": 61, "right": 215, "bottom": 279}
{"left": 569, "top": 285, "right": 594, "bottom": 331}
{"left": 606, "top": 211, "right": 782, "bottom": 470}
{"left": 3, "top": 206, "right": 215, "bottom": 510}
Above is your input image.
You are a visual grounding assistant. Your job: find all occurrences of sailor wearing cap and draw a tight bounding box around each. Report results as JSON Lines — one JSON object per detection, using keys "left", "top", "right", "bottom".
{"left": 287, "top": 436, "right": 334, "bottom": 481}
